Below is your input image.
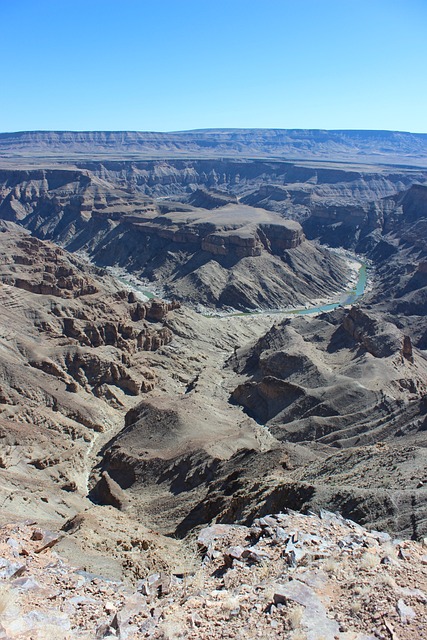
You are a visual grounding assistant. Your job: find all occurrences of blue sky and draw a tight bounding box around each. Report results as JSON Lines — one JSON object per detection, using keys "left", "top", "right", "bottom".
{"left": 1, "top": 0, "right": 426, "bottom": 133}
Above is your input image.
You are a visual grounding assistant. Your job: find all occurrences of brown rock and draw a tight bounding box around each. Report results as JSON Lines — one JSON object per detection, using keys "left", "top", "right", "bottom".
{"left": 94, "top": 472, "right": 129, "bottom": 511}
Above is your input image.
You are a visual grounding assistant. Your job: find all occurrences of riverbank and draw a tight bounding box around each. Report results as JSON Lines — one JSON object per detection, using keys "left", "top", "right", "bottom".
{"left": 96, "top": 250, "right": 370, "bottom": 321}
{"left": 200, "top": 253, "right": 369, "bottom": 319}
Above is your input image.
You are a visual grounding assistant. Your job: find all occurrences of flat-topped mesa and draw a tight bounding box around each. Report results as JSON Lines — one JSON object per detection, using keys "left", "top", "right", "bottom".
{"left": 200, "top": 221, "right": 303, "bottom": 257}
{"left": 259, "top": 221, "right": 303, "bottom": 251}
{"left": 201, "top": 231, "right": 260, "bottom": 257}
{"left": 131, "top": 204, "right": 305, "bottom": 259}
{"left": 2, "top": 129, "right": 427, "bottom": 165}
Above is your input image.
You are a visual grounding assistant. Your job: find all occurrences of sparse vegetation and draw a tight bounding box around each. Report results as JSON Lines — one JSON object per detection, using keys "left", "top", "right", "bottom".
{"left": 288, "top": 604, "right": 304, "bottom": 630}
{"left": 360, "top": 552, "right": 381, "bottom": 570}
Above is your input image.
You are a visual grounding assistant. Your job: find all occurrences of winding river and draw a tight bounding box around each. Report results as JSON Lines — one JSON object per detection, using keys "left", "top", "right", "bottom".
{"left": 211, "top": 258, "right": 368, "bottom": 318}
{"left": 109, "top": 257, "right": 369, "bottom": 319}
{"left": 291, "top": 261, "right": 368, "bottom": 316}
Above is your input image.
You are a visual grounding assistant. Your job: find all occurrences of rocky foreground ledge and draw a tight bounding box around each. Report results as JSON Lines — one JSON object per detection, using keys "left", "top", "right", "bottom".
{"left": 0, "top": 511, "right": 426, "bottom": 639}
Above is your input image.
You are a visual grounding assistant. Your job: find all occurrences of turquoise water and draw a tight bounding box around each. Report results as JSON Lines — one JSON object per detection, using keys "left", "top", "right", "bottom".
{"left": 116, "top": 258, "right": 368, "bottom": 318}
{"left": 214, "top": 260, "right": 368, "bottom": 318}
{"left": 115, "top": 275, "right": 155, "bottom": 299}
{"left": 296, "top": 262, "right": 368, "bottom": 316}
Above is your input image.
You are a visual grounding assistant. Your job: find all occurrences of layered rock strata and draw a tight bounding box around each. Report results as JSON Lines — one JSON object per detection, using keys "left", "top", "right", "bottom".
{"left": 0, "top": 167, "right": 353, "bottom": 309}
{"left": 2, "top": 128, "right": 427, "bottom": 165}
{"left": 0, "top": 223, "right": 179, "bottom": 527}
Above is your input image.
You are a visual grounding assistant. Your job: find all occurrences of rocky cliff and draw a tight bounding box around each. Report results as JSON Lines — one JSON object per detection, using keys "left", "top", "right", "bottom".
{"left": 0, "top": 167, "right": 353, "bottom": 310}
{"left": 2, "top": 128, "right": 427, "bottom": 165}
{"left": 0, "top": 223, "right": 180, "bottom": 529}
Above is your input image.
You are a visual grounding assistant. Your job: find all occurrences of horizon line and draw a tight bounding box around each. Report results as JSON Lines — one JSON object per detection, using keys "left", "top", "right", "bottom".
{"left": 1, "top": 127, "right": 427, "bottom": 136}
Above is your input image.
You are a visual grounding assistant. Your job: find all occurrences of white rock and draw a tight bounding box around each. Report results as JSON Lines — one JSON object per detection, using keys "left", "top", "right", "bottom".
{"left": 396, "top": 598, "right": 416, "bottom": 623}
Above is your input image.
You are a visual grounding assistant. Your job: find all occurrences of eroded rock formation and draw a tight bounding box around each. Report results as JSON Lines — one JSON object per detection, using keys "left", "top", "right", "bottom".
{"left": 0, "top": 166, "right": 360, "bottom": 309}
{"left": 1, "top": 139, "right": 427, "bottom": 605}
{"left": 0, "top": 224, "right": 179, "bottom": 528}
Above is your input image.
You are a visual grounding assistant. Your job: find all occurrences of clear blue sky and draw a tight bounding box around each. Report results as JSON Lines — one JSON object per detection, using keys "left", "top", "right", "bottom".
{"left": 1, "top": 0, "right": 426, "bottom": 133}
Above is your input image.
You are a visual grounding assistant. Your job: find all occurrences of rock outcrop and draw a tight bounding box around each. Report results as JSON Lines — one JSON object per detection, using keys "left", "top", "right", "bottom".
{"left": 62, "top": 306, "right": 175, "bottom": 352}
{"left": 0, "top": 167, "right": 356, "bottom": 310}
{"left": 0, "top": 224, "right": 179, "bottom": 528}
{"left": 0, "top": 512, "right": 426, "bottom": 639}
{"left": 2, "top": 235, "right": 98, "bottom": 298}
{"left": 342, "top": 306, "right": 408, "bottom": 358}
{"left": 118, "top": 204, "right": 305, "bottom": 260}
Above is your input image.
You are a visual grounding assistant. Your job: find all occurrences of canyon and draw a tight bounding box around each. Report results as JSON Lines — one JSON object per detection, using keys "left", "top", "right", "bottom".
{"left": 0, "top": 129, "right": 427, "bottom": 638}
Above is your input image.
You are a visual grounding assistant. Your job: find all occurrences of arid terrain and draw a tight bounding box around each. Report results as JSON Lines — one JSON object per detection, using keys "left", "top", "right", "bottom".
{"left": 0, "top": 129, "right": 427, "bottom": 638}
{"left": 1, "top": 129, "right": 427, "bottom": 165}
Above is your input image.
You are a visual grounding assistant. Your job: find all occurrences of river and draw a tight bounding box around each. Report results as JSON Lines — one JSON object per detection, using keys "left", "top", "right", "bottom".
{"left": 292, "top": 261, "right": 368, "bottom": 316}
{"left": 209, "top": 258, "right": 368, "bottom": 319}
{"left": 107, "top": 256, "right": 369, "bottom": 319}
